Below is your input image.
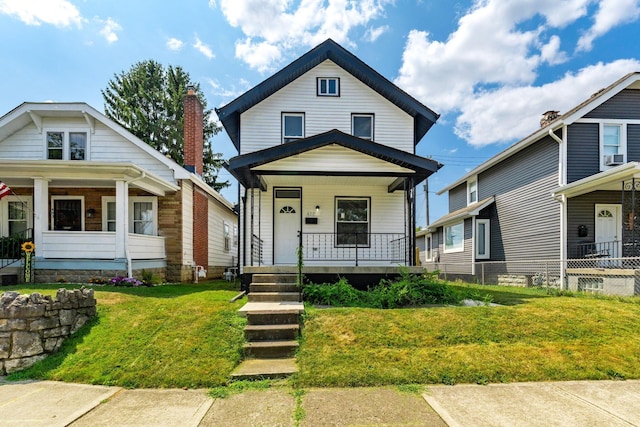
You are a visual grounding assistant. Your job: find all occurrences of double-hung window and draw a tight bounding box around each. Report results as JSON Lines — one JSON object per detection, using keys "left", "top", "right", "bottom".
{"left": 4, "top": 198, "right": 30, "bottom": 236}
{"left": 102, "top": 196, "right": 158, "bottom": 235}
{"left": 600, "top": 123, "right": 626, "bottom": 169}
{"left": 352, "top": 114, "right": 373, "bottom": 140}
{"left": 223, "top": 222, "right": 230, "bottom": 252}
{"left": 282, "top": 113, "right": 304, "bottom": 143}
{"left": 317, "top": 77, "right": 340, "bottom": 96}
{"left": 444, "top": 221, "right": 464, "bottom": 253}
{"left": 336, "top": 197, "right": 369, "bottom": 246}
{"left": 468, "top": 179, "right": 478, "bottom": 205}
{"left": 46, "top": 130, "right": 88, "bottom": 160}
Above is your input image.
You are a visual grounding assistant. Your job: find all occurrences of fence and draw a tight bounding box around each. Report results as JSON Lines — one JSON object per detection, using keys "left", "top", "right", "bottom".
{"left": 300, "top": 232, "right": 408, "bottom": 266}
{"left": 251, "top": 234, "right": 264, "bottom": 266}
{"left": 422, "top": 257, "right": 640, "bottom": 296}
{"left": 0, "top": 228, "right": 33, "bottom": 269}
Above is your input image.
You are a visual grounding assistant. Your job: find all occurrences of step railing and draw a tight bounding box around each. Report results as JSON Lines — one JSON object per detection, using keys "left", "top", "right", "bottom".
{"left": 0, "top": 228, "right": 33, "bottom": 270}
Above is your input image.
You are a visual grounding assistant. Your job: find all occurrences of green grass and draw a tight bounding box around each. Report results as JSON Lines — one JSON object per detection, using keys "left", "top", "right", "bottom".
{"left": 5, "top": 281, "right": 246, "bottom": 388}
{"left": 5, "top": 280, "right": 640, "bottom": 389}
{"left": 293, "top": 287, "right": 640, "bottom": 387}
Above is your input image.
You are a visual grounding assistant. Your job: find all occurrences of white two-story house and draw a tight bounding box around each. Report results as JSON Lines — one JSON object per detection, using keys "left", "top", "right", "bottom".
{"left": 216, "top": 39, "right": 441, "bottom": 288}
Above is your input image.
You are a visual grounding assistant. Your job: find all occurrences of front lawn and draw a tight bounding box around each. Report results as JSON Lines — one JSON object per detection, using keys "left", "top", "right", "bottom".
{"left": 4, "top": 282, "right": 246, "bottom": 388}
{"left": 294, "top": 285, "right": 640, "bottom": 386}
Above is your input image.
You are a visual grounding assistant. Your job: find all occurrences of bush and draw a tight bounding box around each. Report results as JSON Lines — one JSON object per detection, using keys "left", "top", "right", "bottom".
{"left": 110, "top": 276, "right": 147, "bottom": 287}
{"left": 302, "top": 270, "right": 463, "bottom": 308}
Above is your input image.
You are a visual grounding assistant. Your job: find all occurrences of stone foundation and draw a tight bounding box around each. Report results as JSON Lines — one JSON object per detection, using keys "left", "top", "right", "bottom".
{"left": 0, "top": 288, "right": 97, "bottom": 374}
{"left": 34, "top": 268, "right": 166, "bottom": 285}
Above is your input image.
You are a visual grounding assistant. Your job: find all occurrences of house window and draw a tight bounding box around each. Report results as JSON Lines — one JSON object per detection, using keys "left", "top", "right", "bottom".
{"left": 51, "top": 196, "right": 84, "bottom": 231}
{"left": 352, "top": 114, "right": 373, "bottom": 140}
{"left": 317, "top": 77, "right": 340, "bottom": 96}
{"left": 223, "top": 222, "right": 230, "bottom": 252}
{"left": 476, "top": 219, "right": 490, "bottom": 259}
{"left": 425, "top": 234, "right": 432, "bottom": 262}
{"left": 46, "top": 130, "right": 88, "bottom": 160}
{"left": 233, "top": 225, "right": 238, "bottom": 247}
{"left": 336, "top": 197, "right": 369, "bottom": 246}
{"left": 102, "top": 196, "right": 158, "bottom": 235}
{"left": 282, "top": 113, "right": 304, "bottom": 143}
{"left": 600, "top": 123, "right": 626, "bottom": 169}
{"left": 468, "top": 179, "right": 478, "bottom": 205}
{"left": 5, "top": 199, "right": 30, "bottom": 236}
{"left": 444, "top": 221, "right": 464, "bottom": 253}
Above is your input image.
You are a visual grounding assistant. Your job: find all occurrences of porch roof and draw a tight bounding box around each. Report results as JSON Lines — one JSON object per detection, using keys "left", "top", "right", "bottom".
{"left": 0, "top": 159, "right": 180, "bottom": 196}
{"left": 226, "top": 129, "right": 443, "bottom": 191}
{"left": 552, "top": 162, "right": 640, "bottom": 199}
{"left": 427, "top": 196, "right": 495, "bottom": 230}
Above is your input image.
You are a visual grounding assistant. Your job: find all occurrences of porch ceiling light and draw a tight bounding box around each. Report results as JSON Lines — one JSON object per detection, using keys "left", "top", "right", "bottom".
{"left": 316, "top": 205, "right": 320, "bottom": 215}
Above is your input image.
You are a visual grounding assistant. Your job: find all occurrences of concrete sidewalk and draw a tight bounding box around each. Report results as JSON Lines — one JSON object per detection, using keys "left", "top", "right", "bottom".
{"left": 1, "top": 379, "right": 639, "bottom": 426}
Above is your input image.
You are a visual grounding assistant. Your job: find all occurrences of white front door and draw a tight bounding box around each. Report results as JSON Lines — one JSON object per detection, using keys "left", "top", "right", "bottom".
{"left": 274, "top": 188, "right": 301, "bottom": 264}
{"left": 595, "top": 204, "right": 621, "bottom": 257}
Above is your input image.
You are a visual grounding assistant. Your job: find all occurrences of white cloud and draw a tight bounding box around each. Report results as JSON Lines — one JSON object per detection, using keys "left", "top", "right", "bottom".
{"left": 216, "top": 0, "right": 393, "bottom": 71}
{"left": 167, "top": 37, "right": 185, "bottom": 51}
{"left": 456, "top": 59, "right": 640, "bottom": 146}
{"left": 207, "top": 77, "right": 252, "bottom": 100}
{"left": 577, "top": 0, "right": 640, "bottom": 51}
{"left": 97, "top": 17, "right": 121, "bottom": 43}
{"left": 364, "top": 25, "right": 389, "bottom": 42}
{"left": 194, "top": 35, "right": 215, "bottom": 59}
{"left": 396, "top": 0, "right": 640, "bottom": 147}
{"left": 0, "top": 0, "right": 83, "bottom": 27}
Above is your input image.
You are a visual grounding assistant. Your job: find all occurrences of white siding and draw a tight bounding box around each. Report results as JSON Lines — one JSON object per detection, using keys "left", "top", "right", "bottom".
{"left": 208, "top": 198, "right": 237, "bottom": 268}
{"left": 0, "top": 118, "right": 177, "bottom": 183}
{"left": 181, "top": 180, "right": 194, "bottom": 265}
{"left": 253, "top": 144, "right": 414, "bottom": 173}
{"left": 240, "top": 60, "right": 414, "bottom": 154}
{"left": 244, "top": 181, "right": 406, "bottom": 266}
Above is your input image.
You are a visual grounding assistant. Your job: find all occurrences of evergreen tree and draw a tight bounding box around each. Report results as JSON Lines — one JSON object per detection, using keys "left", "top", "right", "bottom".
{"left": 102, "top": 60, "right": 229, "bottom": 191}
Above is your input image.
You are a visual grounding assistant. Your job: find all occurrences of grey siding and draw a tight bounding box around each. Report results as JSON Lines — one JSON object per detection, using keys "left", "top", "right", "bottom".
{"left": 477, "top": 136, "right": 560, "bottom": 260}
{"left": 628, "top": 124, "right": 640, "bottom": 162}
{"left": 584, "top": 89, "right": 640, "bottom": 120}
{"left": 436, "top": 218, "right": 473, "bottom": 270}
{"left": 567, "top": 191, "right": 621, "bottom": 257}
{"left": 449, "top": 183, "right": 467, "bottom": 212}
{"left": 566, "top": 123, "right": 600, "bottom": 183}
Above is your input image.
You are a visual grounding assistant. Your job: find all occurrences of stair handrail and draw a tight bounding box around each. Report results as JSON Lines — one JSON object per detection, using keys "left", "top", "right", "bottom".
{"left": 0, "top": 228, "right": 33, "bottom": 270}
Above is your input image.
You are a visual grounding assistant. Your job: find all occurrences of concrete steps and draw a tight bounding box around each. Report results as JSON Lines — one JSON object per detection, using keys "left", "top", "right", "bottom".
{"left": 231, "top": 273, "right": 304, "bottom": 380}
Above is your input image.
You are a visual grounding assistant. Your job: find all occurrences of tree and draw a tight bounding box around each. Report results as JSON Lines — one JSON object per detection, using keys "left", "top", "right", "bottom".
{"left": 101, "top": 60, "right": 229, "bottom": 191}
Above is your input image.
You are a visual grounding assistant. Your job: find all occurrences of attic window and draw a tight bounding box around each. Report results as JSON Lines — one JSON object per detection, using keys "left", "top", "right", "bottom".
{"left": 317, "top": 77, "right": 340, "bottom": 96}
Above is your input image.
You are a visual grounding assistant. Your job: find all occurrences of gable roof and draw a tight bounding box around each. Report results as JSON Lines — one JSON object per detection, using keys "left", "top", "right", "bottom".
{"left": 227, "top": 129, "right": 442, "bottom": 191}
{"left": 427, "top": 196, "right": 495, "bottom": 231}
{"left": 216, "top": 39, "right": 439, "bottom": 150}
{"left": 436, "top": 71, "right": 640, "bottom": 195}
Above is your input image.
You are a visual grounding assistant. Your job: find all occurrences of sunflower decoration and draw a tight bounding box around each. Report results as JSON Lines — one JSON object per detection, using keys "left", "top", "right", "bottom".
{"left": 21, "top": 241, "right": 35, "bottom": 253}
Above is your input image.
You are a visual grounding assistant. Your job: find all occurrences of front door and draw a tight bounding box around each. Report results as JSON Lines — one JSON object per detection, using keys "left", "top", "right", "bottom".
{"left": 274, "top": 188, "right": 301, "bottom": 264}
{"left": 52, "top": 198, "right": 83, "bottom": 231}
{"left": 595, "top": 204, "right": 621, "bottom": 257}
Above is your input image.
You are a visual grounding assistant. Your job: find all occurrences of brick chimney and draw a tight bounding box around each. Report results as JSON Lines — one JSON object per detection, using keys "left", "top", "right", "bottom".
{"left": 183, "top": 85, "right": 204, "bottom": 175}
{"left": 540, "top": 110, "right": 560, "bottom": 128}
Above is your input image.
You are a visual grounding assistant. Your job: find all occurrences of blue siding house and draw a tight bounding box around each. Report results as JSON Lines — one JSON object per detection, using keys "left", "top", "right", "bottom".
{"left": 425, "top": 72, "right": 640, "bottom": 295}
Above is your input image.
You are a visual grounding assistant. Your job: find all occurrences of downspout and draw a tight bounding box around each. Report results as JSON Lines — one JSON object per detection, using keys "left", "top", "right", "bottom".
{"left": 124, "top": 171, "right": 146, "bottom": 278}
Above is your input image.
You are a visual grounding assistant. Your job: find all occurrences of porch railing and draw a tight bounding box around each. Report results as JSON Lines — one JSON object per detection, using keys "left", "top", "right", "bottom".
{"left": 572, "top": 240, "right": 624, "bottom": 259}
{"left": 251, "top": 234, "right": 264, "bottom": 266}
{"left": 0, "top": 228, "right": 33, "bottom": 269}
{"left": 300, "top": 232, "right": 408, "bottom": 266}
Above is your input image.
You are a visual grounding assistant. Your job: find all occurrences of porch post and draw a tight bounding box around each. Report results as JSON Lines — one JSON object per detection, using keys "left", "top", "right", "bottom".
{"left": 250, "top": 175, "right": 255, "bottom": 266}
{"left": 115, "top": 180, "right": 128, "bottom": 259}
{"left": 32, "top": 178, "right": 49, "bottom": 256}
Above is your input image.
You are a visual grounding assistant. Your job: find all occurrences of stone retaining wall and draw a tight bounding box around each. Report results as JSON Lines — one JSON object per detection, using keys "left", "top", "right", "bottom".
{"left": 0, "top": 288, "right": 97, "bottom": 374}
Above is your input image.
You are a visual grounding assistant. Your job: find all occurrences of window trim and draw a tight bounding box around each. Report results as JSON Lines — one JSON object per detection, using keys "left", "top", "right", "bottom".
{"left": 443, "top": 221, "right": 464, "bottom": 254}
{"left": 1, "top": 196, "right": 33, "bottom": 236}
{"left": 599, "top": 122, "right": 627, "bottom": 170}
{"left": 223, "top": 222, "right": 231, "bottom": 252}
{"left": 44, "top": 128, "right": 90, "bottom": 161}
{"left": 101, "top": 196, "right": 158, "bottom": 235}
{"left": 282, "top": 112, "right": 305, "bottom": 143}
{"left": 351, "top": 113, "right": 374, "bottom": 140}
{"left": 317, "top": 77, "right": 340, "bottom": 96}
{"left": 475, "top": 219, "right": 490, "bottom": 259}
{"left": 467, "top": 177, "right": 478, "bottom": 205}
{"left": 335, "top": 196, "right": 371, "bottom": 247}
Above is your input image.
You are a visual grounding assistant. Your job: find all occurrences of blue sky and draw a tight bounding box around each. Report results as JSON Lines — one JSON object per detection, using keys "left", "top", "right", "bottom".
{"left": 2, "top": 0, "right": 640, "bottom": 224}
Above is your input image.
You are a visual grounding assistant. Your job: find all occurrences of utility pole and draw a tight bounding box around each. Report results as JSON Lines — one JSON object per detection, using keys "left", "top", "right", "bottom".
{"left": 424, "top": 180, "right": 429, "bottom": 227}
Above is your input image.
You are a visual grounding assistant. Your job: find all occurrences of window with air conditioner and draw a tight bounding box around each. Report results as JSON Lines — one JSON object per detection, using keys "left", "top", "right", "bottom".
{"left": 600, "top": 123, "right": 626, "bottom": 169}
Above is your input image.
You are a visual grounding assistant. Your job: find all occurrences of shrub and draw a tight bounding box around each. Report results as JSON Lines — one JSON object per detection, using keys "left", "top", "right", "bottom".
{"left": 302, "top": 270, "right": 463, "bottom": 308}
{"left": 110, "top": 276, "right": 146, "bottom": 287}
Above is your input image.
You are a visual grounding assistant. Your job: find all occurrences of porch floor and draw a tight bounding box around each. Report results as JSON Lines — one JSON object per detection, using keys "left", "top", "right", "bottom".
{"left": 244, "top": 266, "right": 424, "bottom": 274}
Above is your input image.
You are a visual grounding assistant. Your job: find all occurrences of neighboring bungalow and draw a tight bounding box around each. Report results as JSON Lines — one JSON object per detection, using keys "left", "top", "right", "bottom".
{"left": 0, "top": 89, "right": 237, "bottom": 284}
{"left": 425, "top": 72, "right": 640, "bottom": 295}
{"left": 216, "top": 39, "right": 442, "bottom": 287}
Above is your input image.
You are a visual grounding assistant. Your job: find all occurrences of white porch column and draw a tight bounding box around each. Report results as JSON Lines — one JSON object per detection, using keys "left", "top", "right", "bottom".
{"left": 115, "top": 180, "right": 129, "bottom": 259}
{"left": 32, "top": 178, "right": 49, "bottom": 255}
